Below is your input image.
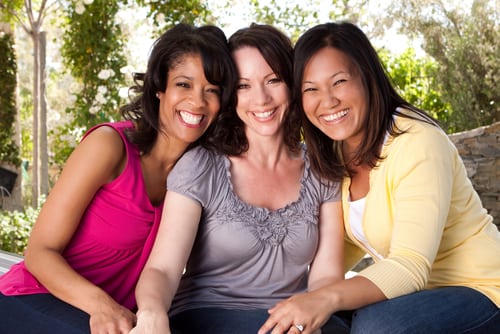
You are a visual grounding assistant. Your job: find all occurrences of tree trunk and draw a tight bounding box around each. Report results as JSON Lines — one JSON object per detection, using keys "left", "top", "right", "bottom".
{"left": 40, "top": 31, "right": 48, "bottom": 197}
{"left": 31, "top": 27, "right": 40, "bottom": 207}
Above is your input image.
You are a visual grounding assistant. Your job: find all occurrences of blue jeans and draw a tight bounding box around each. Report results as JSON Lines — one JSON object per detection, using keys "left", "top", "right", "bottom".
{"left": 0, "top": 292, "right": 90, "bottom": 334}
{"left": 170, "top": 307, "right": 350, "bottom": 334}
{"left": 345, "top": 287, "right": 499, "bottom": 334}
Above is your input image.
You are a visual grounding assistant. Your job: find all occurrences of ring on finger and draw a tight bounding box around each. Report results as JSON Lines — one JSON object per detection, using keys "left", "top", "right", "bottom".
{"left": 294, "top": 324, "right": 304, "bottom": 332}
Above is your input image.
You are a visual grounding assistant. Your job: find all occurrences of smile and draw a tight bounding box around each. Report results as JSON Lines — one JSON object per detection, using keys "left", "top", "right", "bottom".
{"left": 179, "top": 110, "right": 203, "bottom": 125}
{"left": 322, "top": 109, "right": 348, "bottom": 121}
{"left": 253, "top": 108, "right": 276, "bottom": 120}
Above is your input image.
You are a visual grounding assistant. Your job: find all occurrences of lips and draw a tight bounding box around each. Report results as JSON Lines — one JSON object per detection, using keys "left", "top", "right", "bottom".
{"left": 179, "top": 110, "right": 203, "bottom": 126}
{"left": 322, "top": 108, "right": 348, "bottom": 122}
{"left": 252, "top": 108, "right": 276, "bottom": 120}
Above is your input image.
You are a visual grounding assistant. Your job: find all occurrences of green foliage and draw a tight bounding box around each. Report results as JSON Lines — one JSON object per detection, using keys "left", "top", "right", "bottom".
{"left": 380, "top": 48, "right": 453, "bottom": 132}
{"left": 0, "top": 32, "right": 21, "bottom": 167}
{"left": 0, "top": 202, "right": 41, "bottom": 255}
{"left": 248, "top": 0, "right": 370, "bottom": 41}
{"left": 133, "top": 0, "right": 212, "bottom": 32}
{"left": 61, "top": 0, "right": 126, "bottom": 127}
{"left": 387, "top": 0, "right": 499, "bottom": 131}
{"left": 55, "top": 0, "right": 127, "bottom": 167}
{"left": 249, "top": 0, "right": 319, "bottom": 40}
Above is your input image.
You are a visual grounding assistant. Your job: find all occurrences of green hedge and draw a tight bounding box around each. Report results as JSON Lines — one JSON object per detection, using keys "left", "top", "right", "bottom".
{"left": 0, "top": 206, "right": 40, "bottom": 255}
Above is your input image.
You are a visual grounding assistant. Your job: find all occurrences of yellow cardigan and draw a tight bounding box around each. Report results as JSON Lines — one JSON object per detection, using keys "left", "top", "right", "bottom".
{"left": 342, "top": 112, "right": 500, "bottom": 307}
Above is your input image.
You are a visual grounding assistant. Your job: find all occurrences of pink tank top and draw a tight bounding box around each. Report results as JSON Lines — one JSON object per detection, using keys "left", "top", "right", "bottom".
{"left": 0, "top": 121, "right": 163, "bottom": 310}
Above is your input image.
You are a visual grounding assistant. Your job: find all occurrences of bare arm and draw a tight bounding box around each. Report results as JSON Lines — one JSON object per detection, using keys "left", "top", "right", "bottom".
{"left": 130, "top": 191, "right": 202, "bottom": 334}
{"left": 259, "top": 275, "right": 385, "bottom": 334}
{"left": 259, "top": 200, "right": 384, "bottom": 334}
{"left": 308, "top": 200, "right": 345, "bottom": 291}
{"left": 24, "top": 126, "right": 135, "bottom": 333}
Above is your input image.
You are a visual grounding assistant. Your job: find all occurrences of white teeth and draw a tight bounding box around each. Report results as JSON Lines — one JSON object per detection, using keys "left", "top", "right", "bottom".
{"left": 254, "top": 110, "right": 274, "bottom": 119}
{"left": 323, "top": 109, "right": 348, "bottom": 121}
{"left": 180, "top": 111, "right": 203, "bottom": 125}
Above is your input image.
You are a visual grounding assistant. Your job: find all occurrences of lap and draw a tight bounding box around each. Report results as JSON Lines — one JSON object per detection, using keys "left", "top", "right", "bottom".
{"left": 170, "top": 307, "right": 270, "bottom": 334}
{"left": 170, "top": 307, "right": 350, "bottom": 334}
{"left": 0, "top": 292, "right": 90, "bottom": 334}
{"left": 349, "top": 286, "right": 499, "bottom": 334}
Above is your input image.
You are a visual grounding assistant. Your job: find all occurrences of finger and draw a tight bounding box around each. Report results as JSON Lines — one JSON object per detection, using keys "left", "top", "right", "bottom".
{"left": 270, "top": 322, "right": 294, "bottom": 334}
{"left": 288, "top": 324, "right": 305, "bottom": 334}
{"left": 258, "top": 318, "right": 277, "bottom": 334}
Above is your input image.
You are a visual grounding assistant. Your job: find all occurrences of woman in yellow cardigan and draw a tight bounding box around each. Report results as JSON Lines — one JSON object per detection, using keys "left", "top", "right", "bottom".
{"left": 259, "top": 21, "right": 500, "bottom": 334}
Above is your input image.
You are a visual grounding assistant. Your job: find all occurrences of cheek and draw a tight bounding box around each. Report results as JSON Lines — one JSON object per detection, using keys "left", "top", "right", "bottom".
{"left": 210, "top": 100, "right": 221, "bottom": 115}
{"left": 301, "top": 95, "right": 316, "bottom": 116}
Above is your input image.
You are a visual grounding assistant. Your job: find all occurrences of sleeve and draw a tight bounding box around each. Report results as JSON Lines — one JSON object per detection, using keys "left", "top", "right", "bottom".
{"left": 321, "top": 179, "right": 341, "bottom": 203}
{"left": 166, "top": 146, "right": 217, "bottom": 207}
{"left": 303, "top": 144, "right": 341, "bottom": 203}
{"left": 359, "top": 123, "right": 454, "bottom": 298}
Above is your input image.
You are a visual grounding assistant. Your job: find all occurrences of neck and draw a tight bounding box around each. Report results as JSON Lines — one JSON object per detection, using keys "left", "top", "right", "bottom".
{"left": 241, "top": 132, "right": 296, "bottom": 170}
{"left": 144, "top": 137, "right": 191, "bottom": 177}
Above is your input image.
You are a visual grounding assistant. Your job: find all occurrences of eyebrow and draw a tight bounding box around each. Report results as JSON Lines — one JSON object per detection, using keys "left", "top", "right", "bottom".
{"left": 172, "top": 75, "right": 194, "bottom": 81}
{"left": 238, "top": 71, "right": 276, "bottom": 81}
{"left": 303, "top": 70, "right": 349, "bottom": 84}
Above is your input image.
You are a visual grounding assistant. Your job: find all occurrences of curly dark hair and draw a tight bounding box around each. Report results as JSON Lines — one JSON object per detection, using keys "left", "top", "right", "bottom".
{"left": 120, "top": 23, "right": 237, "bottom": 154}
{"left": 205, "top": 23, "right": 301, "bottom": 156}
{"left": 293, "top": 21, "right": 438, "bottom": 181}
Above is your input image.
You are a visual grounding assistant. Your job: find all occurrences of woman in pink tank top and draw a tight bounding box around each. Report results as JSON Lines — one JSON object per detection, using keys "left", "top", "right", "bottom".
{"left": 0, "top": 23, "right": 236, "bottom": 334}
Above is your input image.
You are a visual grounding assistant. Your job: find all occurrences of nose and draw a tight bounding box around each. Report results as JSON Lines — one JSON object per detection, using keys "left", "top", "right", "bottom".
{"left": 253, "top": 84, "right": 272, "bottom": 105}
{"left": 191, "top": 88, "right": 208, "bottom": 108}
{"left": 321, "top": 88, "right": 340, "bottom": 109}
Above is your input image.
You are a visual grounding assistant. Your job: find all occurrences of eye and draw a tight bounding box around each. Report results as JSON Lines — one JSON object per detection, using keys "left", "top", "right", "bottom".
{"left": 333, "top": 78, "right": 347, "bottom": 86}
{"left": 267, "top": 77, "right": 282, "bottom": 85}
{"left": 237, "top": 83, "right": 250, "bottom": 90}
{"left": 176, "top": 81, "right": 191, "bottom": 88}
{"left": 206, "top": 86, "right": 221, "bottom": 95}
{"left": 302, "top": 87, "right": 317, "bottom": 93}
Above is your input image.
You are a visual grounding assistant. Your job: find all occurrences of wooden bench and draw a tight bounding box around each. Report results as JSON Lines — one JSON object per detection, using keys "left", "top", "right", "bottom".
{"left": 0, "top": 250, "right": 23, "bottom": 275}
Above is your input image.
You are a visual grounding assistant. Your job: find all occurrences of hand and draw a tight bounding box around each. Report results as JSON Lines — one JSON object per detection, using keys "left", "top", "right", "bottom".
{"left": 258, "top": 290, "right": 333, "bottom": 334}
{"left": 129, "top": 310, "right": 170, "bottom": 334}
{"left": 89, "top": 303, "right": 136, "bottom": 334}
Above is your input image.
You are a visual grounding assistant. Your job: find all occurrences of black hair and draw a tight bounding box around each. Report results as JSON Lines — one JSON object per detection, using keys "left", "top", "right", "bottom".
{"left": 120, "top": 23, "right": 237, "bottom": 154}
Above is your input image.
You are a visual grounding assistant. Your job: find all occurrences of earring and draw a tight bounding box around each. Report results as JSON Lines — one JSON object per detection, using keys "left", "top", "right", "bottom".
{"left": 156, "top": 92, "right": 160, "bottom": 98}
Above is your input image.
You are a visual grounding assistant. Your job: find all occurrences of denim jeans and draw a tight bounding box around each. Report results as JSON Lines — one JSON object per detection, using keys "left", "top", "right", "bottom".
{"left": 170, "top": 307, "right": 350, "bottom": 334}
{"left": 0, "top": 292, "right": 90, "bottom": 334}
{"left": 346, "top": 286, "right": 499, "bottom": 334}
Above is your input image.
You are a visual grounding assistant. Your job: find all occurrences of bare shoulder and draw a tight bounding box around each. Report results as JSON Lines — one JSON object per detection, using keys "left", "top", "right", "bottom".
{"left": 67, "top": 125, "right": 128, "bottom": 182}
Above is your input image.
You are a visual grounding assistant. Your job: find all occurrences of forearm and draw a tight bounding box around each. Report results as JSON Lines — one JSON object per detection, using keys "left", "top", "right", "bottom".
{"left": 323, "top": 275, "right": 386, "bottom": 312}
{"left": 135, "top": 267, "right": 177, "bottom": 316}
{"left": 24, "top": 247, "right": 118, "bottom": 315}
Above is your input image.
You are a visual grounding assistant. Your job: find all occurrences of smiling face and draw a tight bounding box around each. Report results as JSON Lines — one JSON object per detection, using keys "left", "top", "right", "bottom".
{"left": 233, "top": 46, "right": 289, "bottom": 138}
{"left": 157, "top": 53, "right": 221, "bottom": 145}
{"left": 301, "top": 47, "right": 369, "bottom": 150}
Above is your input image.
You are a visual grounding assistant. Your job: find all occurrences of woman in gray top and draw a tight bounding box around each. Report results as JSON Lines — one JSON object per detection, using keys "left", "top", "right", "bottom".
{"left": 130, "top": 24, "right": 347, "bottom": 334}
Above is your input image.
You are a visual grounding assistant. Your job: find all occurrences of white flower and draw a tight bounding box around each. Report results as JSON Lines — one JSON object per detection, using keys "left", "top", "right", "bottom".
{"left": 75, "top": 1, "right": 85, "bottom": 15}
{"left": 83, "top": 0, "right": 94, "bottom": 4}
{"left": 119, "top": 87, "right": 129, "bottom": 98}
{"left": 97, "top": 85, "right": 108, "bottom": 94}
{"left": 89, "top": 106, "right": 99, "bottom": 114}
{"left": 97, "top": 69, "right": 115, "bottom": 80}
{"left": 156, "top": 13, "right": 166, "bottom": 26}
{"left": 120, "top": 65, "right": 134, "bottom": 74}
{"left": 96, "top": 93, "right": 107, "bottom": 104}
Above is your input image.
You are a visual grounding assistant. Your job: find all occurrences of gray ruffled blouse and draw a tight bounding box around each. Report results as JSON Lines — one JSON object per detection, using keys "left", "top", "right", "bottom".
{"left": 167, "top": 145, "right": 340, "bottom": 315}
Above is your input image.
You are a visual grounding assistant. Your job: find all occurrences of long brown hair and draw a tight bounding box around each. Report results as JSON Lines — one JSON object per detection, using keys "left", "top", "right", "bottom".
{"left": 293, "top": 21, "right": 438, "bottom": 181}
{"left": 206, "top": 23, "right": 301, "bottom": 156}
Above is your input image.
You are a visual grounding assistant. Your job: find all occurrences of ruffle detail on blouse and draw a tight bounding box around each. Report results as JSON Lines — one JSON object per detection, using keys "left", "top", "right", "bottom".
{"left": 218, "top": 149, "right": 319, "bottom": 246}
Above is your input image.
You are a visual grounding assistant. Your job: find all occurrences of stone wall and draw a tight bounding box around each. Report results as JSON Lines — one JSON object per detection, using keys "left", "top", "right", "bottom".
{"left": 449, "top": 121, "right": 500, "bottom": 229}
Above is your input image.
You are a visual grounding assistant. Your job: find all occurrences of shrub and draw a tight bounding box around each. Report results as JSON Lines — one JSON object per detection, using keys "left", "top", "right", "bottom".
{"left": 0, "top": 203, "right": 42, "bottom": 255}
